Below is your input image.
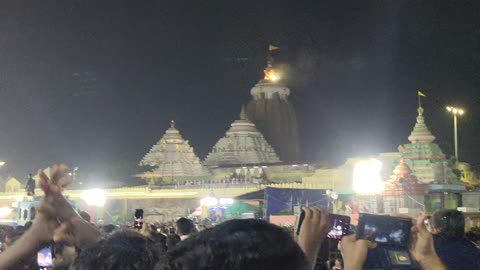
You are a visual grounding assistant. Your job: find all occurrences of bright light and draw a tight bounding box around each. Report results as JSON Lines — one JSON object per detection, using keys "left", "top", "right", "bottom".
{"left": 0, "top": 161, "right": 5, "bottom": 166}
{"left": 14, "top": 195, "right": 24, "bottom": 202}
{"left": 446, "top": 106, "right": 465, "bottom": 116}
{"left": 82, "top": 188, "right": 107, "bottom": 207}
{"left": 219, "top": 198, "right": 234, "bottom": 205}
{"left": 200, "top": 196, "right": 218, "bottom": 207}
{"left": 353, "top": 159, "right": 385, "bottom": 195}
{"left": 0, "top": 207, "right": 12, "bottom": 218}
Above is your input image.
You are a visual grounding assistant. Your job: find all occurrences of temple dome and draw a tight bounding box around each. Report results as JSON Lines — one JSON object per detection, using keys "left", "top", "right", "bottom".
{"left": 139, "top": 120, "right": 209, "bottom": 179}
{"left": 407, "top": 107, "right": 436, "bottom": 143}
{"left": 204, "top": 107, "right": 281, "bottom": 166}
{"left": 250, "top": 80, "right": 290, "bottom": 100}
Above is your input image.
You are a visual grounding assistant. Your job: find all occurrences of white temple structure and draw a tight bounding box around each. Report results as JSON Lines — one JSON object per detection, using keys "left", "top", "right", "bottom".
{"left": 204, "top": 106, "right": 281, "bottom": 167}
{"left": 139, "top": 120, "right": 209, "bottom": 182}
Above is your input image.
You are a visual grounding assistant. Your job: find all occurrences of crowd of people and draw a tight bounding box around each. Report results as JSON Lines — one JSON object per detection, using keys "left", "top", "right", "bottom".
{"left": 0, "top": 165, "right": 478, "bottom": 269}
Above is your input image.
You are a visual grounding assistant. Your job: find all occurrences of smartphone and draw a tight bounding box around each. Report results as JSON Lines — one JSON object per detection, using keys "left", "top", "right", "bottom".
{"left": 134, "top": 209, "right": 144, "bottom": 229}
{"left": 296, "top": 210, "right": 350, "bottom": 239}
{"left": 356, "top": 214, "right": 412, "bottom": 247}
{"left": 423, "top": 216, "right": 432, "bottom": 233}
{"left": 37, "top": 246, "right": 53, "bottom": 269}
{"left": 326, "top": 214, "right": 351, "bottom": 239}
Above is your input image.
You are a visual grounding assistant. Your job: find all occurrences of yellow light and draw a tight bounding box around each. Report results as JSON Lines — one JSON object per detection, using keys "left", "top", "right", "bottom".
{"left": 264, "top": 68, "right": 280, "bottom": 82}
{"left": 0, "top": 207, "right": 12, "bottom": 218}
{"left": 447, "top": 106, "right": 465, "bottom": 116}
{"left": 352, "top": 159, "right": 385, "bottom": 195}
{"left": 82, "top": 189, "right": 106, "bottom": 206}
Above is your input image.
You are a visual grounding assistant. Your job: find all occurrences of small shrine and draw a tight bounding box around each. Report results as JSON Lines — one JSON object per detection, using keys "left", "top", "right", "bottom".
{"left": 139, "top": 120, "right": 210, "bottom": 185}
{"left": 383, "top": 159, "right": 427, "bottom": 213}
{"left": 204, "top": 106, "right": 281, "bottom": 167}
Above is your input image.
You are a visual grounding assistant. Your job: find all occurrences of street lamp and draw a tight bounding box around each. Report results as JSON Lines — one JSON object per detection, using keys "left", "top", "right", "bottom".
{"left": 446, "top": 106, "right": 464, "bottom": 162}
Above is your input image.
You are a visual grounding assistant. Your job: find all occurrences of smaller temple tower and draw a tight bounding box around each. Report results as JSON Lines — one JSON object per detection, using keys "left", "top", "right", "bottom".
{"left": 400, "top": 107, "right": 458, "bottom": 184}
{"left": 139, "top": 120, "right": 209, "bottom": 184}
{"left": 204, "top": 106, "right": 281, "bottom": 167}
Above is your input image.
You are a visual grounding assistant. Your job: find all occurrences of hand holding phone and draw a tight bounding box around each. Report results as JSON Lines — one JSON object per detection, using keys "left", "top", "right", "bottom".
{"left": 297, "top": 210, "right": 351, "bottom": 240}
{"left": 37, "top": 246, "right": 53, "bottom": 269}
{"left": 356, "top": 214, "right": 412, "bottom": 247}
{"left": 134, "top": 209, "right": 144, "bottom": 229}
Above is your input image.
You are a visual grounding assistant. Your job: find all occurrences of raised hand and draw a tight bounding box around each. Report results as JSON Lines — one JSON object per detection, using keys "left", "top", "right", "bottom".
{"left": 297, "top": 207, "right": 330, "bottom": 270}
{"left": 409, "top": 214, "right": 447, "bottom": 270}
{"left": 338, "top": 234, "right": 376, "bottom": 270}
{"left": 38, "top": 165, "right": 76, "bottom": 221}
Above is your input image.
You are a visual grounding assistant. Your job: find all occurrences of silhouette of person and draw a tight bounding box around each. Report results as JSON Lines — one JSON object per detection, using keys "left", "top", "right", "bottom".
{"left": 26, "top": 173, "right": 35, "bottom": 196}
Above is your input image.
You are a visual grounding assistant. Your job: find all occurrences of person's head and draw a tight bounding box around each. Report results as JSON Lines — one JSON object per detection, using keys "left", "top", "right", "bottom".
{"left": 79, "top": 211, "right": 91, "bottom": 223}
{"left": 175, "top": 218, "right": 194, "bottom": 236}
{"left": 69, "top": 230, "right": 162, "bottom": 270}
{"left": 166, "top": 219, "right": 308, "bottom": 270}
{"left": 28, "top": 173, "right": 32, "bottom": 178}
{"left": 431, "top": 209, "right": 465, "bottom": 240}
{"left": 102, "top": 224, "right": 117, "bottom": 234}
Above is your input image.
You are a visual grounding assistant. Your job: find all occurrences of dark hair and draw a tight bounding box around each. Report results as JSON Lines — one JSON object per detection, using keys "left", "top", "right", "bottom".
{"left": 70, "top": 230, "right": 163, "bottom": 270}
{"left": 175, "top": 218, "right": 194, "bottom": 236}
{"left": 102, "top": 224, "right": 117, "bottom": 234}
{"left": 167, "top": 234, "right": 181, "bottom": 250}
{"left": 79, "top": 211, "right": 91, "bottom": 223}
{"left": 165, "top": 219, "right": 308, "bottom": 270}
{"left": 432, "top": 209, "right": 465, "bottom": 240}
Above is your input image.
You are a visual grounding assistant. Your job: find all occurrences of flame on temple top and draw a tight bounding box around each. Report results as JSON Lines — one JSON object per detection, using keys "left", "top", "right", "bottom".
{"left": 264, "top": 68, "right": 279, "bottom": 81}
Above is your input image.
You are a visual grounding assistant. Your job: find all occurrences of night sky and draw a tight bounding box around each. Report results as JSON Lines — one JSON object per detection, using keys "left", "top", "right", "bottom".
{"left": 0, "top": 1, "right": 479, "bottom": 184}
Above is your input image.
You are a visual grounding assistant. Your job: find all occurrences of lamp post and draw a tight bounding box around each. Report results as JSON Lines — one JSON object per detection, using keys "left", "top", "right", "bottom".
{"left": 446, "top": 106, "right": 464, "bottom": 162}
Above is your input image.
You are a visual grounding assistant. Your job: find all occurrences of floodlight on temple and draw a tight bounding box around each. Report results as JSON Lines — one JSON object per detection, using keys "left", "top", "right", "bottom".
{"left": 200, "top": 196, "right": 218, "bottom": 207}
{"left": 82, "top": 188, "right": 107, "bottom": 207}
{"left": 352, "top": 159, "right": 385, "bottom": 195}
{"left": 0, "top": 207, "right": 12, "bottom": 218}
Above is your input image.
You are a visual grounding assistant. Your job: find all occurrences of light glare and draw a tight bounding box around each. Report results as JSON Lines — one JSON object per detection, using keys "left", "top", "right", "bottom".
{"left": 82, "top": 188, "right": 107, "bottom": 206}
{"left": 0, "top": 207, "right": 12, "bottom": 218}
{"left": 352, "top": 159, "right": 385, "bottom": 195}
{"left": 200, "top": 196, "right": 218, "bottom": 207}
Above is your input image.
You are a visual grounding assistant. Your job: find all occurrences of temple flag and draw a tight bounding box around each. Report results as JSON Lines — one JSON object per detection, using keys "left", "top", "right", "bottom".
{"left": 418, "top": 90, "right": 426, "bottom": 97}
{"left": 269, "top": 44, "right": 280, "bottom": 51}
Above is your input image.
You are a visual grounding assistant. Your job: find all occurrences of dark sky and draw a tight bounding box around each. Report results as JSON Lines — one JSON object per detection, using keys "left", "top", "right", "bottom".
{"left": 0, "top": 1, "right": 479, "bottom": 184}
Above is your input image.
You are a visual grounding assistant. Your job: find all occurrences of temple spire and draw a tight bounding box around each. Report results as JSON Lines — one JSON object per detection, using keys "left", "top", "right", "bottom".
{"left": 240, "top": 105, "right": 247, "bottom": 120}
{"left": 170, "top": 120, "right": 175, "bottom": 128}
{"left": 407, "top": 106, "right": 435, "bottom": 143}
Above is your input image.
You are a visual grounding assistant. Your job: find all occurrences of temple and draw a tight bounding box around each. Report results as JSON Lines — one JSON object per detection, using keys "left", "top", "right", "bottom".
{"left": 400, "top": 107, "right": 458, "bottom": 184}
{"left": 138, "top": 120, "right": 209, "bottom": 185}
{"left": 245, "top": 52, "right": 300, "bottom": 161}
{"left": 204, "top": 106, "right": 281, "bottom": 167}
